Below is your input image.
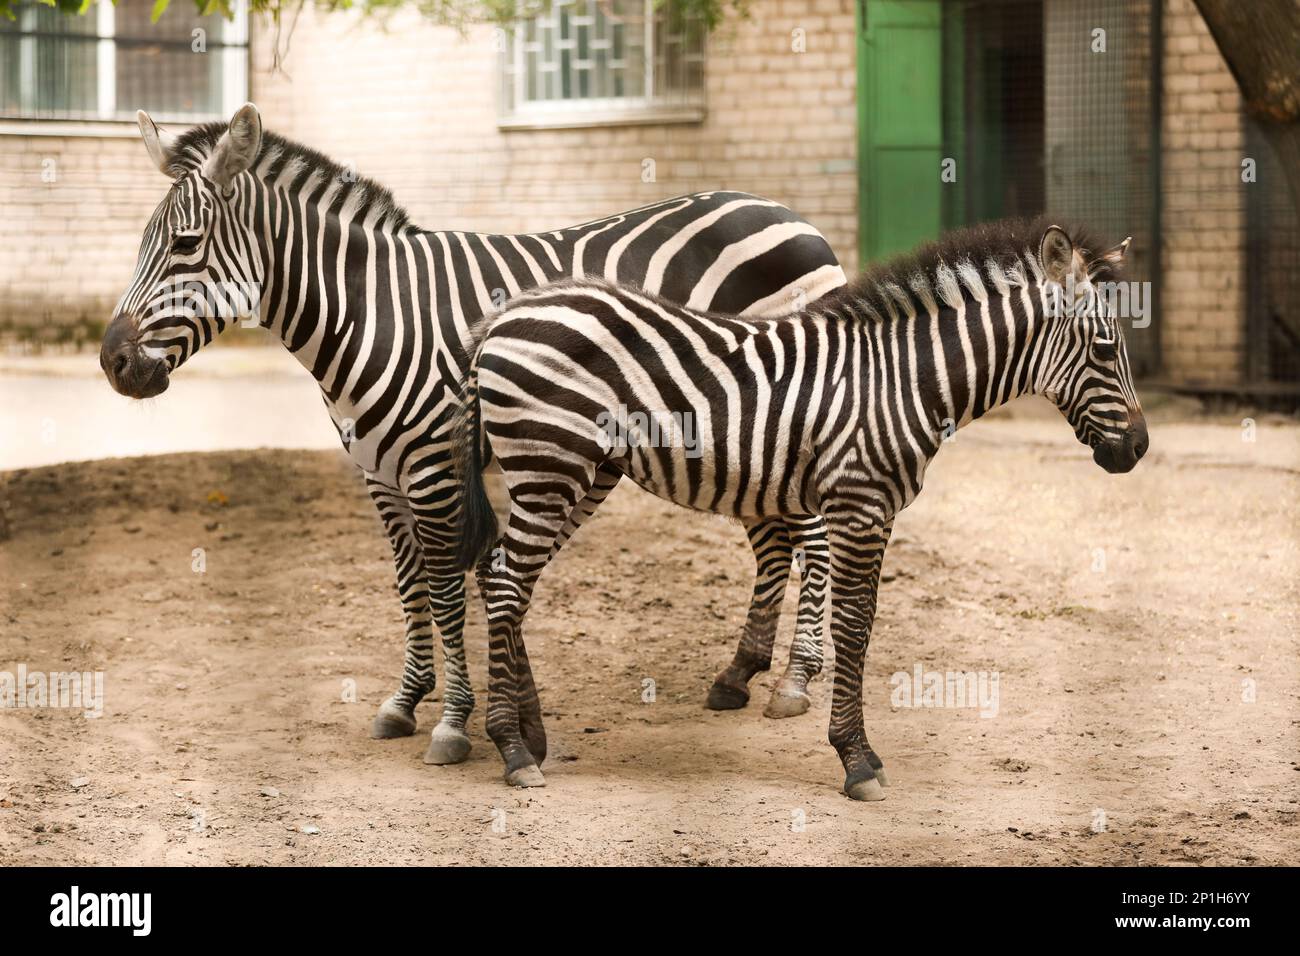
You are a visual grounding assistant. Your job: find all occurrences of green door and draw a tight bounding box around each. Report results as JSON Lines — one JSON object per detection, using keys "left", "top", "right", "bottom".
{"left": 857, "top": 0, "right": 945, "bottom": 267}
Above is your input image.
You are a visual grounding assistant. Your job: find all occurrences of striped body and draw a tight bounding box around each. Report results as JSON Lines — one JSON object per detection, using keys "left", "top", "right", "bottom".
{"left": 249, "top": 185, "right": 847, "bottom": 486}
{"left": 475, "top": 289, "right": 838, "bottom": 517}
{"left": 456, "top": 218, "right": 1148, "bottom": 798}
{"left": 101, "top": 106, "right": 847, "bottom": 762}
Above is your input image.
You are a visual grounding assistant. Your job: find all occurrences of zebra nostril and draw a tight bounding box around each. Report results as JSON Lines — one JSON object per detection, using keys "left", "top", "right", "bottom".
{"left": 1128, "top": 425, "right": 1148, "bottom": 460}
{"left": 113, "top": 353, "right": 129, "bottom": 380}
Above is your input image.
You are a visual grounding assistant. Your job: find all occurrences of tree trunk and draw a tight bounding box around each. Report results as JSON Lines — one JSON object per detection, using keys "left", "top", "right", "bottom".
{"left": 1192, "top": 0, "right": 1300, "bottom": 221}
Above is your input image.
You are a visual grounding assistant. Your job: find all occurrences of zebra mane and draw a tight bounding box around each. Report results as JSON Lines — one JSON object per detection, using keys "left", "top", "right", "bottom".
{"left": 166, "top": 122, "right": 412, "bottom": 230}
{"left": 832, "top": 216, "right": 1123, "bottom": 319}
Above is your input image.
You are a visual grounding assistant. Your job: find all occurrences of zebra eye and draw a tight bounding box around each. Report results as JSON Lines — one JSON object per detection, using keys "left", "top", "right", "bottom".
{"left": 1092, "top": 337, "right": 1118, "bottom": 363}
{"left": 171, "top": 233, "right": 201, "bottom": 255}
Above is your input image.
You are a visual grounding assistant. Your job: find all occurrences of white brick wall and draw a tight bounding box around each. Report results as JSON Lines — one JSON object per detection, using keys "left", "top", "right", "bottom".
{"left": 0, "top": 0, "right": 858, "bottom": 345}
{"left": 0, "top": 130, "right": 163, "bottom": 343}
{"left": 251, "top": 2, "right": 858, "bottom": 261}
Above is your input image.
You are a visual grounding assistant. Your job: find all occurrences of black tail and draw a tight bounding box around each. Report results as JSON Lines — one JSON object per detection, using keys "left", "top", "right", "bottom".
{"left": 453, "top": 362, "right": 499, "bottom": 572}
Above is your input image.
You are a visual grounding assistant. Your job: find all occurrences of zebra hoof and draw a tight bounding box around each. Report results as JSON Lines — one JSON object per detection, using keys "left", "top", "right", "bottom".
{"left": 706, "top": 682, "right": 750, "bottom": 711}
{"left": 874, "top": 767, "right": 890, "bottom": 787}
{"left": 844, "top": 775, "right": 886, "bottom": 802}
{"left": 370, "top": 700, "right": 417, "bottom": 739}
{"left": 505, "top": 764, "right": 546, "bottom": 788}
{"left": 763, "top": 689, "right": 811, "bottom": 719}
{"left": 423, "top": 724, "right": 472, "bottom": 765}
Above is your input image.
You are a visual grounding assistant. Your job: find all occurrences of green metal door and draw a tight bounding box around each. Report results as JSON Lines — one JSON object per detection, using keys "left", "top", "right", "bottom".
{"left": 857, "top": 0, "right": 945, "bottom": 267}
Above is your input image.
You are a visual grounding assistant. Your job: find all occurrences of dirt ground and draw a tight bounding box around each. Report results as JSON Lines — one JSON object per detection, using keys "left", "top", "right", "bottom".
{"left": 1, "top": 396, "right": 1298, "bottom": 866}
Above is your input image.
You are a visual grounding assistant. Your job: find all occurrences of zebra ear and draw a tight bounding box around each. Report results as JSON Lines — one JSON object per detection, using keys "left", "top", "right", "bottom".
{"left": 137, "top": 110, "right": 179, "bottom": 178}
{"left": 1102, "top": 236, "right": 1133, "bottom": 265}
{"left": 1039, "top": 226, "right": 1074, "bottom": 285}
{"left": 204, "top": 102, "right": 263, "bottom": 189}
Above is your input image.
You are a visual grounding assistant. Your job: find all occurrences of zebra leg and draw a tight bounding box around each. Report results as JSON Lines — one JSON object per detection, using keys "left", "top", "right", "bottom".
{"left": 479, "top": 547, "right": 547, "bottom": 788}
{"left": 416, "top": 527, "right": 477, "bottom": 766}
{"left": 421, "top": 569, "right": 476, "bottom": 765}
{"left": 512, "top": 633, "right": 547, "bottom": 766}
{"left": 824, "top": 508, "right": 893, "bottom": 801}
{"left": 548, "top": 461, "right": 622, "bottom": 559}
{"left": 482, "top": 477, "right": 599, "bottom": 789}
{"left": 505, "top": 462, "right": 623, "bottom": 766}
{"left": 706, "top": 517, "right": 791, "bottom": 710}
{"left": 366, "top": 480, "right": 437, "bottom": 740}
{"left": 764, "top": 515, "right": 831, "bottom": 719}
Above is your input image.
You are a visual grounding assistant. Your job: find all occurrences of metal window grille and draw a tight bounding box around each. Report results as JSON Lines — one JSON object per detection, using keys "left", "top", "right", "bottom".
{"left": 0, "top": 0, "right": 248, "bottom": 123}
{"left": 499, "top": 0, "right": 706, "bottom": 129}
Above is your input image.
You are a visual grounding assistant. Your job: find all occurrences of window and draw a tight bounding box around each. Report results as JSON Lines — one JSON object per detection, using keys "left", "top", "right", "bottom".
{"left": 499, "top": 0, "right": 706, "bottom": 129}
{"left": 0, "top": 0, "right": 248, "bottom": 123}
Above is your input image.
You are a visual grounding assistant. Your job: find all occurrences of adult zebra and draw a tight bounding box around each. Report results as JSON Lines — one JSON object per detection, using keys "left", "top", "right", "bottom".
{"left": 99, "top": 103, "right": 846, "bottom": 764}
{"left": 454, "top": 218, "right": 1148, "bottom": 799}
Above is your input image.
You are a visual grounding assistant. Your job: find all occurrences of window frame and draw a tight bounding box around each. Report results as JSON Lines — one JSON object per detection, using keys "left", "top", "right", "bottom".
{"left": 0, "top": 0, "right": 249, "bottom": 128}
{"left": 498, "top": 0, "right": 706, "bottom": 131}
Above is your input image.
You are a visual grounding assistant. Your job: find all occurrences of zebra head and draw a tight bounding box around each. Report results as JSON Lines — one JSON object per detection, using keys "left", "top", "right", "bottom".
{"left": 100, "top": 103, "right": 264, "bottom": 399}
{"left": 1035, "top": 225, "right": 1148, "bottom": 474}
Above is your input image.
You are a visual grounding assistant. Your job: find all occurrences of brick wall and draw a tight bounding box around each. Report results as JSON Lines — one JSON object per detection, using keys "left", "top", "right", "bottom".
{"left": 0, "top": 130, "right": 161, "bottom": 344}
{"left": 0, "top": 0, "right": 858, "bottom": 346}
{"left": 251, "top": 1, "right": 858, "bottom": 264}
{"left": 1158, "top": 0, "right": 1247, "bottom": 386}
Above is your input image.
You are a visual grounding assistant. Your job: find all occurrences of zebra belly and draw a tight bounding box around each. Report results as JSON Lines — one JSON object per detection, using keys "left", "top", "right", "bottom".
{"left": 619, "top": 466, "right": 799, "bottom": 521}
{"left": 614, "top": 431, "right": 810, "bottom": 520}
{"left": 316, "top": 350, "right": 461, "bottom": 487}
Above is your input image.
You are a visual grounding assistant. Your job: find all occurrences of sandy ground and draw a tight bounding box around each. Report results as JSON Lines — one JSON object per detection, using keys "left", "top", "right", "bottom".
{"left": 1, "top": 397, "right": 1298, "bottom": 866}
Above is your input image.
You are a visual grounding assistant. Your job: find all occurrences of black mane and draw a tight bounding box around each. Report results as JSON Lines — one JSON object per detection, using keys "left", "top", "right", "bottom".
{"left": 168, "top": 122, "right": 412, "bottom": 230}
{"left": 831, "top": 216, "right": 1124, "bottom": 313}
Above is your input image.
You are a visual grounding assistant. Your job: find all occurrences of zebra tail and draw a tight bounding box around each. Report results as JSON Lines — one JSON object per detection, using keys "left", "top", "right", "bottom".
{"left": 453, "top": 361, "right": 499, "bottom": 573}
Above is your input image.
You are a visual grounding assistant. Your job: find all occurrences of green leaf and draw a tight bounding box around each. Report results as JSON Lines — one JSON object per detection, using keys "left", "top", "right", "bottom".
{"left": 22, "top": 0, "right": 749, "bottom": 32}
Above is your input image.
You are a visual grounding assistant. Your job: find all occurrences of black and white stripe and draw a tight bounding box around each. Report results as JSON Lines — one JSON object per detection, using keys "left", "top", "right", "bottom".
{"left": 100, "top": 104, "right": 848, "bottom": 762}
{"left": 454, "top": 217, "right": 1148, "bottom": 798}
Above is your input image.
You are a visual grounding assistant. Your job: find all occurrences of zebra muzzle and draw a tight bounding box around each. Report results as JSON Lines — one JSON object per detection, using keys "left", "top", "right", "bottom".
{"left": 100, "top": 315, "right": 170, "bottom": 399}
{"left": 1092, "top": 420, "right": 1148, "bottom": 474}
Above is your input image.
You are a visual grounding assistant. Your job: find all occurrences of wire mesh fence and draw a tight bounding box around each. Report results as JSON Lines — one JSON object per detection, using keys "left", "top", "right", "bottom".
{"left": 1245, "top": 120, "right": 1300, "bottom": 384}
{"left": 941, "top": 0, "right": 1160, "bottom": 376}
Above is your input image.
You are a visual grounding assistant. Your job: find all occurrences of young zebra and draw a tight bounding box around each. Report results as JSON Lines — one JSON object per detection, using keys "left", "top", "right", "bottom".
{"left": 100, "top": 104, "right": 846, "bottom": 764}
{"left": 454, "top": 218, "right": 1148, "bottom": 800}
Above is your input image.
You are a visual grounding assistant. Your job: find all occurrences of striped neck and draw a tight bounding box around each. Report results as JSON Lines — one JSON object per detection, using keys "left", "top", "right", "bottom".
{"left": 248, "top": 176, "right": 426, "bottom": 398}
{"left": 833, "top": 253, "right": 1052, "bottom": 449}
